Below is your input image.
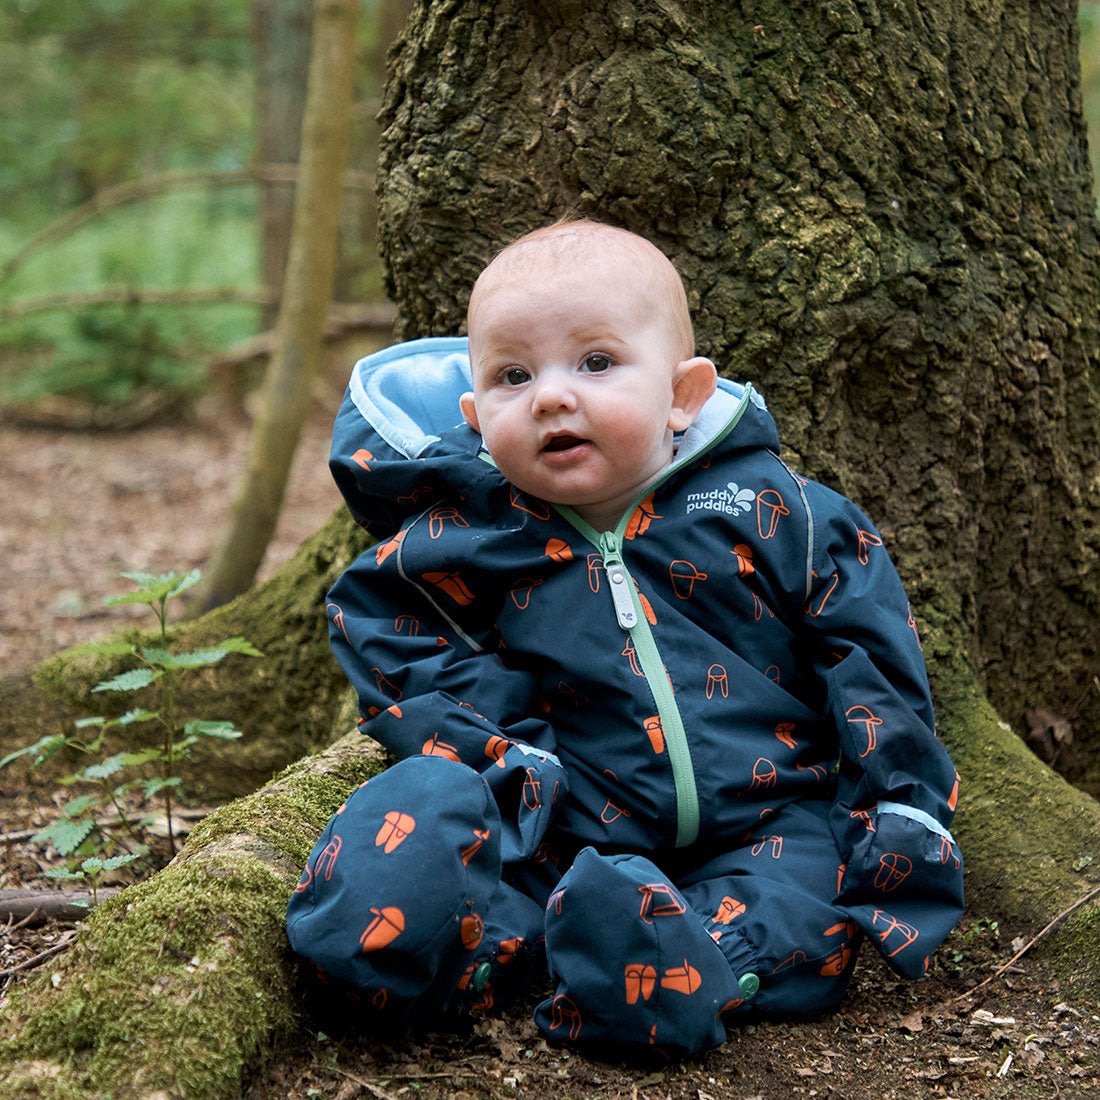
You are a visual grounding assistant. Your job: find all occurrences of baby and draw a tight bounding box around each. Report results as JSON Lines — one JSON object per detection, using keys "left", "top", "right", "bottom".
{"left": 287, "top": 221, "right": 963, "bottom": 1056}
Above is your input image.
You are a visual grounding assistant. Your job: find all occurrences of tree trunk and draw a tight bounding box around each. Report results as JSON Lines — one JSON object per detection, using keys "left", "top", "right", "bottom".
{"left": 252, "top": 0, "right": 313, "bottom": 333}
{"left": 0, "top": 730, "right": 386, "bottom": 1100}
{"left": 376, "top": 0, "right": 1100, "bottom": 920}
{"left": 3, "top": 0, "right": 1100, "bottom": 1093}
{"left": 200, "top": 0, "right": 362, "bottom": 612}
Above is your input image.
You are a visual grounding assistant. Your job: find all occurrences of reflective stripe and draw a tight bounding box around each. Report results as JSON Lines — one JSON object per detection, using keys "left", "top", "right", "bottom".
{"left": 877, "top": 801, "right": 955, "bottom": 843}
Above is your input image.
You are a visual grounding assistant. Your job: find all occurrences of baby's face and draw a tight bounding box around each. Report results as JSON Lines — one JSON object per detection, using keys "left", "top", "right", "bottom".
{"left": 461, "top": 255, "right": 712, "bottom": 532}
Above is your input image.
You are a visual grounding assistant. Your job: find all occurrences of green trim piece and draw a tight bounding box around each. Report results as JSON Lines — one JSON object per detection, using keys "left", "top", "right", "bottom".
{"left": 551, "top": 522, "right": 700, "bottom": 847}
{"left": 625, "top": 570, "right": 700, "bottom": 847}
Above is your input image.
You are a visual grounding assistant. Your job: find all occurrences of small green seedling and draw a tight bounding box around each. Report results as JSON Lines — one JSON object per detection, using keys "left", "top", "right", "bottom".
{"left": 1, "top": 569, "right": 261, "bottom": 867}
{"left": 43, "top": 851, "right": 148, "bottom": 907}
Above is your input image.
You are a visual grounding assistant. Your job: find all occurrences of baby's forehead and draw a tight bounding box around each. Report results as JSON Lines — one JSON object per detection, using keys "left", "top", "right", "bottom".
{"left": 471, "top": 233, "right": 670, "bottom": 319}
{"left": 485, "top": 226, "right": 667, "bottom": 282}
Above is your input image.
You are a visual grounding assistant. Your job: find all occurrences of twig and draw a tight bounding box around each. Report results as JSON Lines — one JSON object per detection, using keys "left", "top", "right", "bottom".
{"left": 0, "top": 887, "right": 121, "bottom": 924}
{"left": 318, "top": 1063, "right": 505, "bottom": 1100}
{"left": 320, "top": 1066, "right": 399, "bottom": 1100}
{"left": 209, "top": 303, "right": 396, "bottom": 373}
{"left": 7, "top": 907, "right": 44, "bottom": 932}
{"left": 0, "top": 285, "right": 275, "bottom": 321}
{"left": 950, "top": 884, "right": 1100, "bottom": 1005}
{"left": 0, "top": 931, "right": 76, "bottom": 980}
{"left": 0, "top": 164, "right": 374, "bottom": 289}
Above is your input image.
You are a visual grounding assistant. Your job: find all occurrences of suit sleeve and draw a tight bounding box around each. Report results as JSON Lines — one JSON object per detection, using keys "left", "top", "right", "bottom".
{"left": 325, "top": 533, "right": 568, "bottom": 864}
{"left": 801, "top": 483, "right": 963, "bottom": 977}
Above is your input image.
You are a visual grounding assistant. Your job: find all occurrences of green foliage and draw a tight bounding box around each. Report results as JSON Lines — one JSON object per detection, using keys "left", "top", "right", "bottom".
{"left": 44, "top": 851, "right": 148, "bottom": 907}
{"left": 0, "top": 1, "right": 253, "bottom": 218}
{"left": 0, "top": 0, "right": 258, "bottom": 408}
{"left": 0, "top": 194, "right": 260, "bottom": 408}
{"left": 0, "top": 0, "right": 392, "bottom": 410}
{"left": 0, "top": 569, "right": 262, "bottom": 871}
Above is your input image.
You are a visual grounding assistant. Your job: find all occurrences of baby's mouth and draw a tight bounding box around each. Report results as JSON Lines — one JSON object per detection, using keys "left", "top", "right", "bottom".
{"left": 542, "top": 434, "right": 588, "bottom": 453}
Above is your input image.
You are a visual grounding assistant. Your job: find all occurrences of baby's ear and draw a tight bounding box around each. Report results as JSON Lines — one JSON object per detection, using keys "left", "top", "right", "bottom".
{"left": 668, "top": 357, "right": 717, "bottom": 432}
{"left": 459, "top": 391, "right": 481, "bottom": 433}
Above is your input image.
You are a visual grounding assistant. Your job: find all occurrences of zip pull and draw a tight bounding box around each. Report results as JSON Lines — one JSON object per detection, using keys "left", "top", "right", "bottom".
{"left": 600, "top": 534, "right": 638, "bottom": 630}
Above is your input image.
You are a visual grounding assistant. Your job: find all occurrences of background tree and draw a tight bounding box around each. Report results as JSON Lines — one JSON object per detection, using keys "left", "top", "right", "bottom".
{"left": 199, "top": 0, "right": 362, "bottom": 611}
{"left": 252, "top": 0, "right": 313, "bottom": 333}
{"left": 3, "top": 1, "right": 1100, "bottom": 1095}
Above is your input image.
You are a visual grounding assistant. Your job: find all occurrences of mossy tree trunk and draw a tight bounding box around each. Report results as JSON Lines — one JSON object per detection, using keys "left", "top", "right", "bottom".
{"left": 0, "top": 729, "right": 387, "bottom": 1100}
{"left": 376, "top": 0, "right": 1100, "bottom": 916}
{"left": 3, "top": 1, "right": 1100, "bottom": 1095}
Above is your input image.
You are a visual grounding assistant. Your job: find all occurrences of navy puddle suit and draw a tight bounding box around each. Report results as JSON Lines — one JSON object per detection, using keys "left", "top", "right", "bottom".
{"left": 287, "top": 337, "right": 964, "bottom": 1055}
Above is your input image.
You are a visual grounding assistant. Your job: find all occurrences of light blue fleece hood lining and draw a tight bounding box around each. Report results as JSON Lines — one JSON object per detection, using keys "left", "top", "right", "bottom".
{"left": 346, "top": 335, "right": 763, "bottom": 460}
{"left": 348, "top": 337, "right": 473, "bottom": 458}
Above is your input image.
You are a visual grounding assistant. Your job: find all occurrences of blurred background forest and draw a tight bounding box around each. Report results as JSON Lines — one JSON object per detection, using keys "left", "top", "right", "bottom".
{"left": 0, "top": 0, "right": 417, "bottom": 673}
{"left": 0, "top": 0, "right": 403, "bottom": 416}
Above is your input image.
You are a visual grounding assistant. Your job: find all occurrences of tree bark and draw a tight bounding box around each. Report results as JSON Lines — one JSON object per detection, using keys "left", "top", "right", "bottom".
{"left": 375, "top": 0, "right": 1100, "bottom": 921}
{"left": 200, "top": 0, "right": 362, "bottom": 612}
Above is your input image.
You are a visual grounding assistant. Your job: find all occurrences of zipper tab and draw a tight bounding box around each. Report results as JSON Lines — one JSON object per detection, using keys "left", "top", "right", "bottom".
{"left": 607, "top": 564, "right": 638, "bottom": 629}
{"left": 600, "top": 533, "right": 637, "bottom": 630}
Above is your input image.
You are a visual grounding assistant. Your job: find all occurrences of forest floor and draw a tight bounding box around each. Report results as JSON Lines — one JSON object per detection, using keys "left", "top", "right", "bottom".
{"left": 1, "top": 390, "right": 1099, "bottom": 1099}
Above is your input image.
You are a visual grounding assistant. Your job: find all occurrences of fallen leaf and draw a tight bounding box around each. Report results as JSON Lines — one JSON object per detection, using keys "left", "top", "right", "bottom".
{"left": 1019, "top": 1043, "right": 1046, "bottom": 1069}
{"left": 972, "top": 1009, "right": 1016, "bottom": 1026}
{"left": 898, "top": 1011, "right": 924, "bottom": 1033}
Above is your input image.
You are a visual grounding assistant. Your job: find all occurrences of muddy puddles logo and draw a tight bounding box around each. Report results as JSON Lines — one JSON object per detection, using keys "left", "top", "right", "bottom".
{"left": 685, "top": 482, "right": 756, "bottom": 516}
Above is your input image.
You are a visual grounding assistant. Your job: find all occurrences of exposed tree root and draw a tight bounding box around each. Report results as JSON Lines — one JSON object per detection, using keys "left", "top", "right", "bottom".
{"left": 0, "top": 732, "right": 385, "bottom": 1100}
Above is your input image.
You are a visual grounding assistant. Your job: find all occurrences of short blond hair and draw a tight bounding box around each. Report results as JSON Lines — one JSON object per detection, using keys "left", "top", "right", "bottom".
{"left": 469, "top": 220, "right": 695, "bottom": 360}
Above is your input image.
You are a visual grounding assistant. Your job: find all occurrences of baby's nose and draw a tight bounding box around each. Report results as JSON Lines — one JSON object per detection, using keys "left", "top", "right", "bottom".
{"left": 531, "top": 371, "right": 576, "bottom": 414}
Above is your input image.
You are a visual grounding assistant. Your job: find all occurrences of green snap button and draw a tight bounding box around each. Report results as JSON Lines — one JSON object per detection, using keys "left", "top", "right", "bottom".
{"left": 472, "top": 962, "right": 492, "bottom": 991}
{"left": 738, "top": 972, "right": 760, "bottom": 1000}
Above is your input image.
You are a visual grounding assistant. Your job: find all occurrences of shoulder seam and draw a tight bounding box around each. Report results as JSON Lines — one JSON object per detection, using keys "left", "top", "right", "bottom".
{"left": 768, "top": 453, "right": 815, "bottom": 606}
{"left": 395, "top": 508, "right": 485, "bottom": 655}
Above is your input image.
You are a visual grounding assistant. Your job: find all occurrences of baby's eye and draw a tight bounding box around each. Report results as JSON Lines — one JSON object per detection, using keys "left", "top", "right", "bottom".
{"left": 502, "top": 367, "right": 530, "bottom": 386}
{"left": 581, "top": 355, "right": 611, "bottom": 373}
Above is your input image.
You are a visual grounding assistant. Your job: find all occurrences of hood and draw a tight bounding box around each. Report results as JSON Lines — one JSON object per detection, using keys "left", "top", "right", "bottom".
{"left": 330, "top": 336, "right": 781, "bottom": 535}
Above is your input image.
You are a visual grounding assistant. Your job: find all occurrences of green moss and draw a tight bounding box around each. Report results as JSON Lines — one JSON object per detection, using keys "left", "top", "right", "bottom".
{"left": 919, "top": 612, "right": 1100, "bottom": 993}
{"left": 0, "top": 733, "right": 385, "bottom": 1100}
{"left": 1, "top": 857, "right": 294, "bottom": 1099}
{"left": 1042, "top": 905, "right": 1100, "bottom": 1002}
{"left": 184, "top": 745, "right": 386, "bottom": 868}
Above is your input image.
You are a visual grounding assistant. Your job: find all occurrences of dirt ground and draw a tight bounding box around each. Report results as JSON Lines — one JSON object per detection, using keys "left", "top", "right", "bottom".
{"left": 1, "top": 394, "right": 1099, "bottom": 1098}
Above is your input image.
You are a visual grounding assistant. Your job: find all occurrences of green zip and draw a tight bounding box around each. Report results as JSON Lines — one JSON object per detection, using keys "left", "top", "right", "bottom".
{"left": 553, "top": 385, "right": 758, "bottom": 847}
{"left": 552, "top": 516, "right": 698, "bottom": 847}
{"left": 603, "top": 528, "right": 699, "bottom": 847}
